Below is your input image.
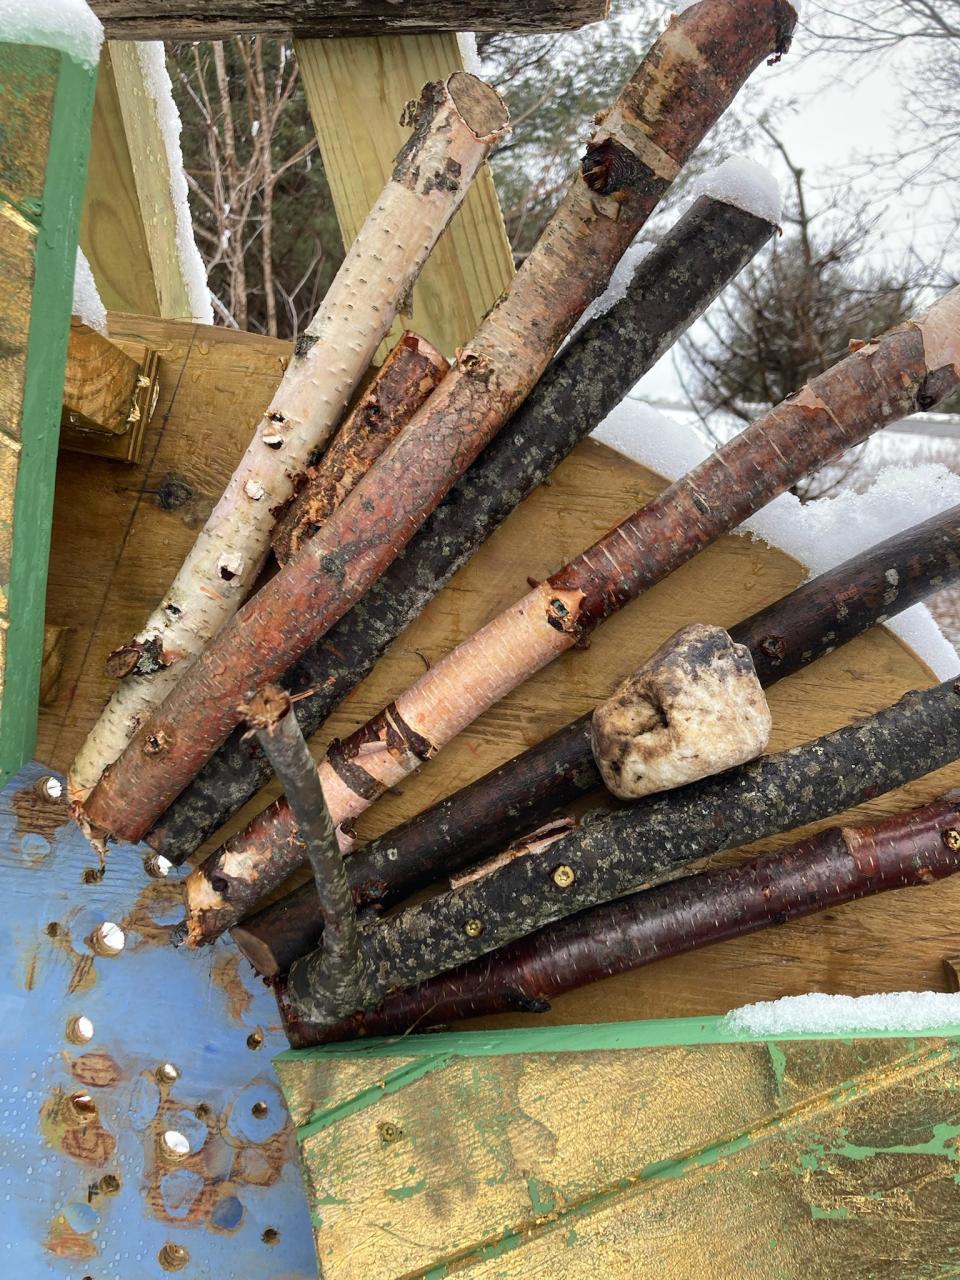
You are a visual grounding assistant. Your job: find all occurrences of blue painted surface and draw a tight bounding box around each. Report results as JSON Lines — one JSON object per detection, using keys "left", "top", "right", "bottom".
{"left": 0, "top": 761, "right": 316, "bottom": 1278}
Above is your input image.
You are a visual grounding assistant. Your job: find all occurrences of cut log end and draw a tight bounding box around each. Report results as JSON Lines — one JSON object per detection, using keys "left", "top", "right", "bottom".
{"left": 591, "top": 623, "right": 772, "bottom": 801}
{"left": 239, "top": 683, "right": 291, "bottom": 732}
{"left": 446, "top": 71, "right": 510, "bottom": 141}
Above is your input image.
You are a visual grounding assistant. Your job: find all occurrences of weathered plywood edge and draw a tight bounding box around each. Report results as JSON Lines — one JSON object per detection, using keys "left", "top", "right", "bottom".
{"left": 1, "top": 46, "right": 96, "bottom": 784}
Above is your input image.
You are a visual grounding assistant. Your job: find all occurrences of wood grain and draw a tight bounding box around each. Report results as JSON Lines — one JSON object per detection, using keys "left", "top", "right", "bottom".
{"left": 87, "top": 0, "right": 610, "bottom": 39}
{"left": 38, "top": 317, "right": 960, "bottom": 1018}
{"left": 61, "top": 321, "right": 144, "bottom": 436}
{"left": 296, "top": 33, "right": 515, "bottom": 359}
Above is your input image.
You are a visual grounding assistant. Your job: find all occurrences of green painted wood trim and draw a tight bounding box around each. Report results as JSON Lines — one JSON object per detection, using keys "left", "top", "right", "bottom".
{"left": 275, "top": 1015, "right": 960, "bottom": 1067}
{"left": 0, "top": 44, "right": 97, "bottom": 784}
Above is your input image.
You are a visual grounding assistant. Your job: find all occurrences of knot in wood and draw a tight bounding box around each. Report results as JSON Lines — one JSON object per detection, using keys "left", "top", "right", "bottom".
{"left": 581, "top": 137, "right": 652, "bottom": 199}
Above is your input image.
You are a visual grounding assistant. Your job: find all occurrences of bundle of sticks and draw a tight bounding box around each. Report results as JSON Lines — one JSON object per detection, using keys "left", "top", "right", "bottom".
{"left": 70, "top": 0, "right": 960, "bottom": 1045}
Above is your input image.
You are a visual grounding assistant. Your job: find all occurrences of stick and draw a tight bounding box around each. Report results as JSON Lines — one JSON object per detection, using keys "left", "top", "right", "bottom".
{"left": 183, "top": 282, "right": 960, "bottom": 947}
{"left": 271, "top": 333, "right": 448, "bottom": 565}
{"left": 288, "top": 679, "right": 960, "bottom": 1025}
{"left": 80, "top": 0, "right": 797, "bottom": 842}
{"left": 242, "top": 685, "right": 363, "bottom": 1022}
{"left": 281, "top": 793, "right": 960, "bottom": 1045}
{"left": 149, "top": 191, "right": 779, "bottom": 864}
{"left": 68, "top": 72, "right": 509, "bottom": 800}
{"left": 232, "top": 503, "right": 960, "bottom": 976}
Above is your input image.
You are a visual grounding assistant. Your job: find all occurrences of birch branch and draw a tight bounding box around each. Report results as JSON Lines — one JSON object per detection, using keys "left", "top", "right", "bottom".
{"left": 232, "top": 503, "right": 960, "bottom": 976}
{"left": 282, "top": 793, "right": 960, "bottom": 1045}
{"left": 181, "top": 281, "right": 960, "bottom": 948}
{"left": 288, "top": 680, "right": 960, "bottom": 1025}
{"left": 149, "top": 191, "right": 778, "bottom": 864}
{"left": 271, "top": 332, "right": 448, "bottom": 564}
{"left": 81, "top": 0, "right": 797, "bottom": 841}
{"left": 242, "top": 685, "right": 362, "bottom": 1022}
{"left": 69, "top": 71, "right": 509, "bottom": 801}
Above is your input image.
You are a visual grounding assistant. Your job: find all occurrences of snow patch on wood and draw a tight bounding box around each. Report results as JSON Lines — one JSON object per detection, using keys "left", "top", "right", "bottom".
{"left": 0, "top": 0, "right": 103, "bottom": 67}
{"left": 691, "top": 156, "right": 782, "bottom": 226}
{"left": 72, "top": 248, "right": 107, "bottom": 334}
{"left": 726, "top": 990, "right": 960, "bottom": 1036}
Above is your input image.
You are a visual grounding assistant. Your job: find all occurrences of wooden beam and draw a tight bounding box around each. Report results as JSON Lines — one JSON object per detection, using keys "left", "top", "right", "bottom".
{"left": 0, "top": 37, "right": 97, "bottom": 784}
{"left": 60, "top": 322, "right": 161, "bottom": 462}
{"left": 296, "top": 33, "right": 515, "bottom": 358}
{"left": 39, "top": 625, "right": 70, "bottom": 706}
{"left": 89, "top": 1, "right": 609, "bottom": 40}
{"left": 80, "top": 43, "right": 201, "bottom": 320}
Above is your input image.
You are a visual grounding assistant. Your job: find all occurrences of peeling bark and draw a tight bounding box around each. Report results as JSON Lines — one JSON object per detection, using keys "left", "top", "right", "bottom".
{"left": 69, "top": 72, "right": 508, "bottom": 801}
{"left": 271, "top": 333, "right": 448, "bottom": 565}
{"left": 181, "top": 283, "right": 960, "bottom": 947}
{"left": 590, "top": 624, "right": 771, "bottom": 800}
{"left": 286, "top": 680, "right": 960, "bottom": 1026}
{"left": 81, "top": 0, "right": 797, "bottom": 844}
{"left": 148, "top": 193, "right": 778, "bottom": 865}
{"left": 282, "top": 793, "right": 960, "bottom": 1045}
{"left": 232, "top": 503, "right": 960, "bottom": 977}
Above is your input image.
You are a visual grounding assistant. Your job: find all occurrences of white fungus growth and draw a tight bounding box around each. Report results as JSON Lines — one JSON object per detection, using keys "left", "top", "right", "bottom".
{"left": 726, "top": 991, "right": 960, "bottom": 1036}
{"left": 135, "top": 43, "right": 215, "bottom": 325}
{"left": 0, "top": 0, "right": 103, "bottom": 69}
{"left": 691, "top": 156, "right": 783, "bottom": 226}
{"left": 72, "top": 248, "right": 108, "bottom": 334}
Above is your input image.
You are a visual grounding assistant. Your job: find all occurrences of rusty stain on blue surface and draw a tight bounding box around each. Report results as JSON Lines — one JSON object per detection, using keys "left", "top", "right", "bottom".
{"left": 0, "top": 761, "right": 315, "bottom": 1278}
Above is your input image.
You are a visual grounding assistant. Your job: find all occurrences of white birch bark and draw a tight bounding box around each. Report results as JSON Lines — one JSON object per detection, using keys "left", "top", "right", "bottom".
{"left": 70, "top": 72, "right": 508, "bottom": 799}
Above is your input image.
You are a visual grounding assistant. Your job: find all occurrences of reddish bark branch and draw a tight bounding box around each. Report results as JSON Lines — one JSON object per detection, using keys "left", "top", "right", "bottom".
{"left": 282, "top": 793, "right": 960, "bottom": 1046}
{"left": 271, "top": 333, "right": 447, "bottom": 565}
{"left": 81, "top": 0, "right": 798, "bottom": 843}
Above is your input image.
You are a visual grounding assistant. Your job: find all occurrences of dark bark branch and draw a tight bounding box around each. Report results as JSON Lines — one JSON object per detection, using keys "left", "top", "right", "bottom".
{"left": 241, "top": 685, "right": 362, "bottom": 1021}
{"left": 232, "top": 503, "right": 960, "bottom": 976}
{"left": 282, "top": 792, "right": 960, "bottom": 1045}
{"left": 149, "top": 194, "right": 778, "bottom": 863}
{"left": 284, "top": 679, "right": 960, "bottom": 1025}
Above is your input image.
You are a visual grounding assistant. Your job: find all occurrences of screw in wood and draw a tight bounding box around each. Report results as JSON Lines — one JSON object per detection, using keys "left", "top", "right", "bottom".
{"left": 464, "top": 917, "right": 484, "bottom": 938}
{"left": 552, "top": 864, "right": 576, "bottom": 888}
{"left": 944, "top": 829, "right": 960, "bottom": 851}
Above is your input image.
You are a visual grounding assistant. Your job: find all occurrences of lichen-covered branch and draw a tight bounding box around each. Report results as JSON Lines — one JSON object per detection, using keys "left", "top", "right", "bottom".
{"left": 231, "top": 501, "right": 960, "bottom": 976}
{"left": 271, "top": 333, "right": 448, "bottom": 565}
{"left": 149, "top": 192, "right": 778, "bottom": 864}
{"left": 184, "top": 280, "right": 960, "bottom": 947}
{"left": 242, "top": 686, "right": 363, "bottom": 1021}
{"left": 288, "top": 679, "right": 960, "bottom": 1025}
{"left": 282, "top": 793, "right": 960, "bottom": 1045}
{"left": 81, "top": 0, "right": 798, "bottom": 843}
{"left": 69, "top": 72, "right": 508, "bottom": 801}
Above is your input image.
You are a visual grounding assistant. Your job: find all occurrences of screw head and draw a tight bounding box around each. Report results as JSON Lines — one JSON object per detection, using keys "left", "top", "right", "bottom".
{"left": 945, "top": 828, "right": 960, "bottom": 851}
{"left": 552, "top": 864, "right": 576, "bottom": 889}
{"left": 464, "top": 917, "right": 484, "bottom": 938}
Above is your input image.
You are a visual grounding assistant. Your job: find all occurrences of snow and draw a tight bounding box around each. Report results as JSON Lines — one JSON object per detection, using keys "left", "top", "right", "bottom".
{"left": 135, "top": 43, "right": 214, "bottom": 326}
{"left": 726, "top": 991, "right": 960, "bottom": 1036}
{"left": 71, "top": 248, "right": 107, "bottom": 334}
{"left": 592, "top": 398, "right": 960, "bottom": 678}
{"left": 563, "top": 237, "right": 655, "bottom": 347}
{"left": 0, "top": 0, "right": 102, "bottom": 68}
{"left": 691, "top": 156, "right": 783, "bottom": 226}
{"left": 456, "top": 33, "right": 483, "bottom": 79}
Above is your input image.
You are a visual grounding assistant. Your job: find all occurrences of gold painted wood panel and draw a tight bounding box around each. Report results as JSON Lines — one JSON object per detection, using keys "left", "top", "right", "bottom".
{"left": 37, "top": 318, "right": 960, "bottom": 1019}
{"left": 277, "top": 1028, "right": 960, "bottom": 1279}
{"left": 296, "top": 33, "right": 515, "bottom": 359}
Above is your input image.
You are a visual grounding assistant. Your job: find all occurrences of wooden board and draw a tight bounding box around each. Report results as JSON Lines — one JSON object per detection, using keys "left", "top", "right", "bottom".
{"left": 87, "top": 0, "right": 610, "bottom": 39}
{"left": 297, "top": 32, "right": 515, "bottom": 359}
{"left": 38, "top": 317, "right": 960, "bottom": 1019}
{"left": 275, "top": 1020, "right": 960, "bottom": 1279}
{"left": 0, "top": 37, "right": 97, "bottom": 785}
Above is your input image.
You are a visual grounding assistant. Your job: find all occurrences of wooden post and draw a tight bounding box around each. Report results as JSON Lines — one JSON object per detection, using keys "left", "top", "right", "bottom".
{"left": 80, "top": 42, "right": 206, "bottom": 321}
{"left": 296, "top": 33, "right": 515, "bottom": 357}
{"left": 0, "top": 32, "right": 98, "bottom": 783}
